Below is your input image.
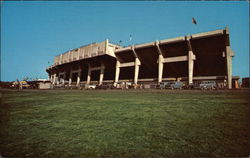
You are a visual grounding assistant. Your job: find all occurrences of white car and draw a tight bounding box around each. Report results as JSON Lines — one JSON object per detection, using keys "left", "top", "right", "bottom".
{"left": 86, "top": 84, "right": 96, "bottom": 89}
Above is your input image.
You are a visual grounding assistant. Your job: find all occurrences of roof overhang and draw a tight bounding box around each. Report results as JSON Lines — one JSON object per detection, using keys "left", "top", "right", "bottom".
{"left": 115, "top": 28, "right": 226, "bottom": 53}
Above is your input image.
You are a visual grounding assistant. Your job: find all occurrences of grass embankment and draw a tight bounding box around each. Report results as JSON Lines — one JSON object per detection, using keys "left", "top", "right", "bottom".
{"left": 0, "top": 89, "right": 249, "bottom": 157}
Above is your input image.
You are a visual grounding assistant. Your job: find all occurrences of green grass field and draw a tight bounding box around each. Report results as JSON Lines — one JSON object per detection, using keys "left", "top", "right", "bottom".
{"left": 0, "top": 89, "right": 249, "bottom": 157}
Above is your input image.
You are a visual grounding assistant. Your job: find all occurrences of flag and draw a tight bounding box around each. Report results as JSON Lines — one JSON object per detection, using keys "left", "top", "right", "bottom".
{"left": 129, "top": 34, "right": 132, "bottom": 41}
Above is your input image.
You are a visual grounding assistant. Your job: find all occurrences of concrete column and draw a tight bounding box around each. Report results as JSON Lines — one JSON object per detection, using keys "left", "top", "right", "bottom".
{"left": 134, "top": 57, "right": 140, "bottom": 85}
{"left": 155, "top": 40, "right": 164, "bottom": 84}
{"left": 158, "top": 54, "right": 164, "bottom": 83}
{"left": 87, "top": 64, "right": 91, "bottom": 85}
{"left": 69, "top": 70, "right": 72, "bottom": 86}
{"left": 57, "top": 75, "right": 60, "bottom": 85}
{"left": 76, "top": 65, "right": 82, "bottom": 87}
{"left": 115, "top": 60, "right": 120, "bottom": 84}
{"left": 226, "top": 46, "right": 232, "bottom": 89}
{"left": 52, "top": 73, "right": 57, "bottom": 85}
{"left": 51, "top": 74, "right": 53, "bottom": 83}
{"left": 132, "top": 45, "right": 140, "bottom": 85}
{"left": 187, "top": 37, "right": 194, "bottom": 85}
{"left": 99, "top": 63, "right": 105, "bottom": 85}
{"left": 188, "top": 50, "right": 194, "bottom": 85}
{"left": 50, "top": 74, "right": 53, "bottom": 83}
{"left": 76, "top": 71, "right": 81, "bottom": 86}
{"left": 62, "top": 72, "right": 65, "bottom": 85}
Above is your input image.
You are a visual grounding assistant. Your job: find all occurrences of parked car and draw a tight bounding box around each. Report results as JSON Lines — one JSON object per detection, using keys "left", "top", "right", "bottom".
{"left": 199, "top": 81, "right": 217, "bottom": 90}
{"left": 86, "top": 84, "right": 96, "bottom": 89}
{"left": 156, "top": 81, "right": 183, "bottom": 89}
{"left": 156, "top": 82, "right": 171, "bottom": 89}
{"left": 183, "top": 84, "right": 194, "bottom": 89}
{"left": 96, "top": 84, "right": 109, "bottom": 89}
{"left": 166, "top": 81, "right": 183, "bottom": 89}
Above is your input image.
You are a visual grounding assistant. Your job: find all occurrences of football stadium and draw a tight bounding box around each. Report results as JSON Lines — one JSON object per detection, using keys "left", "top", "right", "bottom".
{"left": 46, "top": 27, "right": 236, "bottom": 89}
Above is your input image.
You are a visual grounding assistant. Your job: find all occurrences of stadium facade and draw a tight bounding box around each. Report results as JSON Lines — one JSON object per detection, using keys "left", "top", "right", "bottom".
{"left": 46, "top": 27, "right": 234, "bottom": 89}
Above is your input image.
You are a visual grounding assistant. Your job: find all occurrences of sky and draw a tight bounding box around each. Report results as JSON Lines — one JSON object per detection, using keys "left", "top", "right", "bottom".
{"left": 1, "top": 1, "right": 249, "bottom": 81}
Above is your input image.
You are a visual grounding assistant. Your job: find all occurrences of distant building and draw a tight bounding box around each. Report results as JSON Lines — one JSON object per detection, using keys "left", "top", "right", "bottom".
{"left": 46, "top": 27, "right": 234, "bottom": 89}
{"left": 242, "top": 77, "right": 250, "bottom": 88}
{"left": 27, "top": 80, "right": 51, "bottom": 89}
{"left": 38, "top": 82, "right": 51, "bottom": 89}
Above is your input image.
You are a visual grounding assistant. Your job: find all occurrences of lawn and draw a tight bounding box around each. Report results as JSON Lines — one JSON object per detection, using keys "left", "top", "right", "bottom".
{"left": 0, "top": 89, "right": 249, "bottom": 157}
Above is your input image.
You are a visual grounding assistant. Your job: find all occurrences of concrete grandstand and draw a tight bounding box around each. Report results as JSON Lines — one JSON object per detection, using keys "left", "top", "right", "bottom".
{"left": 46, "top": 27, "right": 235, "bottom": 89}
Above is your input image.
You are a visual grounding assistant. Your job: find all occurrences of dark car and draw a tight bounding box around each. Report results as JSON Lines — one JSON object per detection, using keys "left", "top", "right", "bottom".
{"left": 183, "top": 83, "right": 194, "bottom": 89}
{"left": 96, "top": 83, "right": 116, "bottom": 89}
{"left": 96, "top": 84, "right": 109, "bottom": 89}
